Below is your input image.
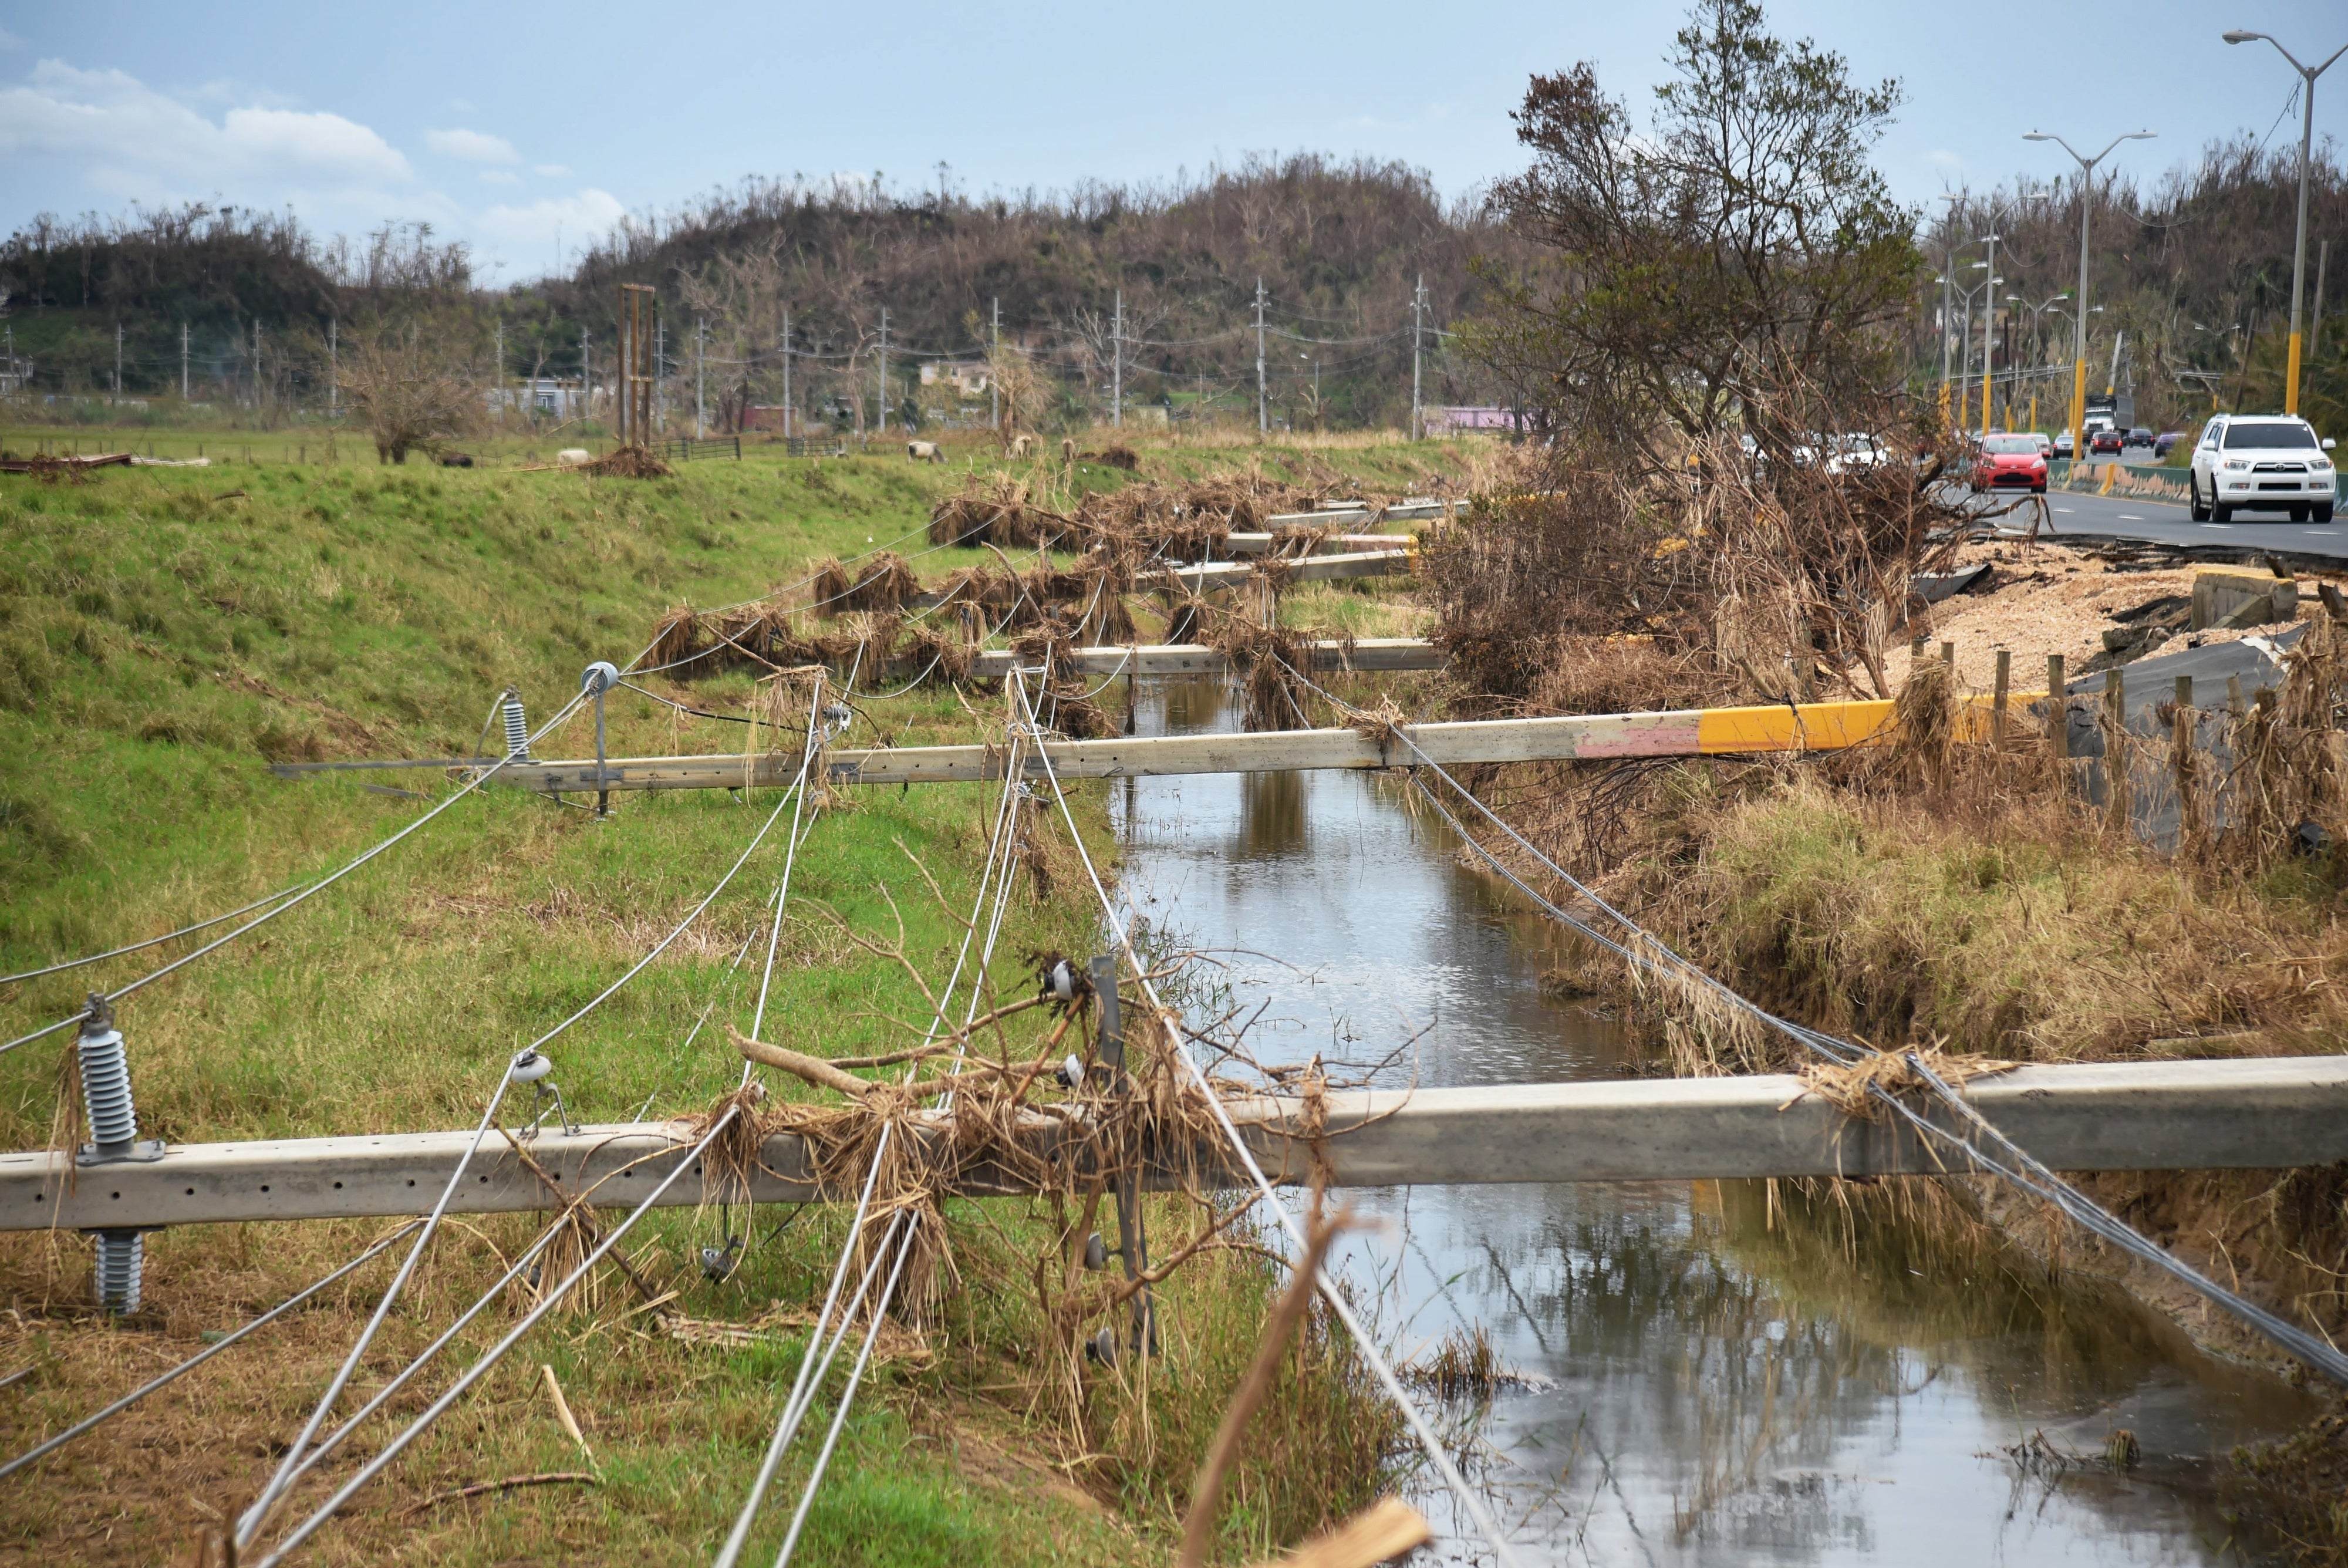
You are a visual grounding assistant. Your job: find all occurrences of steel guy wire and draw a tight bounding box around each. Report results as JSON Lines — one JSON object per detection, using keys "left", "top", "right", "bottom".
{"left": 250, "top": 1098, "right": 761, "bottom": 1567}
{"left": 1290, "top": 663, "right": 2348, "bottom": 1384}
{"left": 236, "top": 1047, "right": 532, "bottom": 1546}
{"left": 764, "top": 705, "right": 1031, "bottom": 1568}
{"left": 716, "top": 710, "right": 1031, "bottom": 1566}
{"left": 242, "top": 714, "right": 818, "bottom": 1546}
{"left": 0, "top": 879, "right": 313, "bottom": 989}
{"left": 268, "top": 693, "right": 837, "bottom": 1542}
{"left": 251, "top": 1218, "right": 571, "bottom": 1502}
{"left": 0, "top": 1219, "right": 425, "bottom": 1485}
{"left": 1009, "top": 672, "right": 1526, "bottom": 1568}
{"left": 3, "top": 687, "right": 592, "bottom": 1063}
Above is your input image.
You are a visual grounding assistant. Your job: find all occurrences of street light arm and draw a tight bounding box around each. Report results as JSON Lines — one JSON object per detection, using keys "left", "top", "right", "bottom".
{"left": 2318, "top": 39, "right": 2348, "bottom": 77}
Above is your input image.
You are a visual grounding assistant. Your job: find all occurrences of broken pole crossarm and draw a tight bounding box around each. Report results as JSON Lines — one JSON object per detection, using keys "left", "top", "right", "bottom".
{"left": 10, "top": 1056, "right": 2347, "bottom": 1232}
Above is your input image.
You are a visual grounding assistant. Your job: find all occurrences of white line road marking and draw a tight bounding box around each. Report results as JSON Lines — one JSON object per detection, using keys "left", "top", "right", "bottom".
{"left": 2203, "top": 524, "right": 2234, "bottom": 530}
{"left": 2117, "top": 514, "right": 2144, "bottom": 520}
{"left": 2054, "top": 507, "right": 2076, "bottom": 513}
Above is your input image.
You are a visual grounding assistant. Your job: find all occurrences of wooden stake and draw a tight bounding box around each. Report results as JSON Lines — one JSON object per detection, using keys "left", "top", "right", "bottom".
{"left": 2047, "top": 654, "right": 2067, "bottom": 759}
{"left": 1993, "top": 649, "right": 2011, "bottom": 744}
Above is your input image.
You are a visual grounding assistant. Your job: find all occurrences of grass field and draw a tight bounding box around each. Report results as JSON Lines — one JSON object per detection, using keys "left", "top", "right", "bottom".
{"left": 0, "top": 428, "right": 1466, "bottom": 1565}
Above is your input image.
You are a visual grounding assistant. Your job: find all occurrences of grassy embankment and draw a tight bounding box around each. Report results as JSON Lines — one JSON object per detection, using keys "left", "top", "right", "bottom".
{"left": 0, "top": 429, "right": 1459, "bottom": 1566}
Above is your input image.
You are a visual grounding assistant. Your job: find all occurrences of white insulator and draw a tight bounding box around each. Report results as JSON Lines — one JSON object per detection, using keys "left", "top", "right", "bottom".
{"left": 581, "top": 661, "right": 620, "bottom": 696}
{"left": 1055, "top": 1054, "right": 1085, "bottom": 1090}
{"left": 501, "top": 692, "right": 531, "bottom": 759}
{"left": 77, "top": 1023, "right": 138, "bottom": 1152}
{"left": 1046, "top": 960, "right": 1076, "bottom": 1004}
{"left": 510, "top": 1050, "right": 554, "bottom": 1083}
{"left": 94, "top": 1230, "right": 142, "bottom": 1314}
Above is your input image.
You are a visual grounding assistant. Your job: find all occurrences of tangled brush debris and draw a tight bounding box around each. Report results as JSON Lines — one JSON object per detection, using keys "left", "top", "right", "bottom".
{"left": 579, "top": 445, "right": 673, "bottom": 479}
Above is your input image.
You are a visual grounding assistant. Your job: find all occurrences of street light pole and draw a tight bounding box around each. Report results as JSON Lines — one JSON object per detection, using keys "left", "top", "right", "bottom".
{"left": 2023, "top": 127, "right": 2155, "bottom": 458}
{"left": 2224, "top": 31, "right": 2348, "bottom": 414}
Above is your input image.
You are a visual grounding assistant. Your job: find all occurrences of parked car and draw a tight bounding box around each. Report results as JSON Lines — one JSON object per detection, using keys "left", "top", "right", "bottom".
{"left": 1825, "top": 432, "right": 1892, "bottom": 474}
{"left": 2188, "top": 413, "right": 2338, "bottom": 522}
{"left": 2052, "top": 431, "right": 2076, "bottom": 459}
{"left": 2124, "top": 427, "right": 2155, "bottom": 450}
{"left": 2089, "top": 428, "right": 2125, "bottom": 456}
{"left": 1972, "top": 432, "right": 2049, "bottom": 494}
{"left": 2153, "top": 430, "right": 2188, "bottom": 459}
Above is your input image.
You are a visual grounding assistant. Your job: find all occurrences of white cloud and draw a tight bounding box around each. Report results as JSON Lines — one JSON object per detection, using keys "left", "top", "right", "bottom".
{"left": 478, "top": 168, "right": 521, "bottom": 186}
{"left": 477, "top": 187, "right": 626, "bottom": 251}
{"left": 0, "top": 27, "right": 24, "bottom": 49}
{"left": 426, "top": 126, "right": 518, "bottom": 164}
{"left": 534, "top": 163, "right": 569, "bottom": 178}
{"left": 0, "top": 59, "right": 413, "bottom": 198}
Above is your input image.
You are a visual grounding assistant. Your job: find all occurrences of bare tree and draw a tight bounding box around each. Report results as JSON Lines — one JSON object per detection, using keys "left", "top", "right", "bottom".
{"left": 342, "top": 322, "right": 476, "bottom": 463}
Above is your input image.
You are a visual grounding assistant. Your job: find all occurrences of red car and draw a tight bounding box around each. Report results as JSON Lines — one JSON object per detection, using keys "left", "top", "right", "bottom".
{"left": 2089, "top": 428, "right": 2124, "bottom": 455}
{"left": 1972, "top": 433, "right": 2049, "bottom": 493}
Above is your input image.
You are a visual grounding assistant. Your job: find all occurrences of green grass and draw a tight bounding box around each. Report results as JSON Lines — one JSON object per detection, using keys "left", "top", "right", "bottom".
{"left": 0, "top": 429, "right": 1462, "bottom": 1564}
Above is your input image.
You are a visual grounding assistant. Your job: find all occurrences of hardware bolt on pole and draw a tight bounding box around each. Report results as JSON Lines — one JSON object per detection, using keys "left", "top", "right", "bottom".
{"left": 1255, "top": 278, "right": 1267, "bottom": 433}
{"left": 583, "top": 662, "right": 619, "bottom": 818}
{"left": 1091, "top": 953, "right": 1153, "bottom": 1357}
{"left": 77, "top": 996, "right": 144, "bottom": 1314}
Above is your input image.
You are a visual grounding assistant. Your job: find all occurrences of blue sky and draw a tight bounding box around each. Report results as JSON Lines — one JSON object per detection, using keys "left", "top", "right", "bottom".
{"left": 0, "top": 0, "right": 2340, "bottom": 284}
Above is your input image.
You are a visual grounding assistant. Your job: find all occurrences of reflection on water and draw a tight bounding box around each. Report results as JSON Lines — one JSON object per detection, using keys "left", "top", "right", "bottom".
{"left": 1112, "top": 677, "right": 2313, "bottom": 1566}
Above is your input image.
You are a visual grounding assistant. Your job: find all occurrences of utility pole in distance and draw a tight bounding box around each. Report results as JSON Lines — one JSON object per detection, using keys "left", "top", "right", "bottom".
{"left": 1112, "top": 288, "right": 1122, "bottom": 429}
{"left": 877, "top": 305, "right": 890, "bottom": 436}
{"left": 694, "top": 318, "right": 706, "bottom": 439}
{"left": 1410, "top": 274, "right": 1425, "bottom": 440}
{"left": 781, "top": 306, "right": 792, "bottom": 440}
{"left": 1254, "top": 278, "right": 1267, "bottom": 434}
{"left": 114, "top": 322, "right": 123, "bottom": 398}
{"left": 181, "top": 322, "right": 190, "bottom": 402}
{"left": 990, "top": 297, "right": 1000, "bottom": 431}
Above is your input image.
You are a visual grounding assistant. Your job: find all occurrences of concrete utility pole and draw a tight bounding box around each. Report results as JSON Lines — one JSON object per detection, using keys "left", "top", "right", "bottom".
{"left": 579, "top": 329, "right": 591, "bottom": 424}
{"left": 252, "top": 322, "right": 262, "bottom": 407}
{"left": 877, "top": 305, "right": 890, "bottom": 436}
{"left": 781, "top": 306, "right": 792, "bottom": 440}
{"left": 694, "top": 318, "right": 706, "bottom": 439}
{"left": 990, "top": 297, "right": 1000, "bottom": 430}
{"left": 489, "top": 319, "right": 499, "bottom": 420}
{"left": 113, "top": 322, "right": 122, "bottom": 397}
{"left": 330, "top": 318, "right": 339, "bottom": 419}
{"left": 1410, "top": 274, "right": 1425, "bottom": 440}
{"left": 2224, "top": 30, "right": 2348, "bottom": 413}
{"left": 1978, "top": 232, "right": 2002, "bottom": 434}
{"left": 654, "top": 317, "right": 665, "bottom": 433}
{"left": 2024, "top": 128, "right": 2155, "bottom": 458}
{"left": 180, "top": 322, "right": 190, "bottom": 402}
{"left": 1112, "top": 288, "right": 1122, "bottom": 429}
{"left": 1254, "top": 278, "right": 1267, "bottom": 433}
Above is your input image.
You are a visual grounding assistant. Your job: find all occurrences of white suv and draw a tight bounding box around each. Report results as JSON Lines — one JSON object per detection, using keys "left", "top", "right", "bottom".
{"left": 2190, "top": 413, "right": 2337, "bottom": 523}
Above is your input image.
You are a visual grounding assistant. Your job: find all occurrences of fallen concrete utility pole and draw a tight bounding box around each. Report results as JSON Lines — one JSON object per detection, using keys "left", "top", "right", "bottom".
{"left": 9, "top": 1056, "right": 2340, "bottom": 1232}
{"left": 438, "top": 694, "right": 1949, "bottom": 793}
{"left": 964, "top": 638, "right": 1445, "bottom": 679}
{"left": 1223, "top": 532, "right": 1401, "bottom": 555}
{"left": 1265, "top": 500, "right": 1459, "bottom": 527}
{"left": 1153, "top": 548, "right": 1412, "bottom": 592}
{"left": 288, "top": 690, "right": 2042, "bottom": 791}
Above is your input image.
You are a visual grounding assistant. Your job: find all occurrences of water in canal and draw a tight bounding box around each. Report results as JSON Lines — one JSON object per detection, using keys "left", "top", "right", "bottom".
{"left": 1109, "top": 678, "right": 2315, "bottom": 1567}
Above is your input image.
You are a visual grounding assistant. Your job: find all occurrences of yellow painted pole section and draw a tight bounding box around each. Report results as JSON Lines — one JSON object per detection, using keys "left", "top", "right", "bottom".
{"left": 1692, "top": 694, "right": 2053, "bottom": 754}
{"left": 2287, "top": 331, "right": 2303, "bottom": 415}
{"left": 1982, "top": 359, "right": 1994, "bottom": 433}
{"left": 2100, "top": 463, "right": 2117, "bottom": 495}
{"left": 2070, "top": 359, "right": 2087, "bottom": 463}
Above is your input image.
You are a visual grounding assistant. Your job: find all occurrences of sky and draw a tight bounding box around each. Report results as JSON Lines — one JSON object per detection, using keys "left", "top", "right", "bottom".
{"left": 0, "top": 0, "right": 2342, "bottom": 285}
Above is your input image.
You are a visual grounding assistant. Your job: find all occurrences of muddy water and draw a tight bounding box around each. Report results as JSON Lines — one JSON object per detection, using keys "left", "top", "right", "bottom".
{"left": 1111, "top": 679, "right": 2317, "bottom": 1567}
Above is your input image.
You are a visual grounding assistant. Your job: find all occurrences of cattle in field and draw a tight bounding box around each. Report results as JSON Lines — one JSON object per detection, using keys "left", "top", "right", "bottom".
{"left": 906, "top": 440, "right": 944, "bottom": 463}
{"left": 556, "top": 448, "right": 591, "bottom": 466}
{"left": 1008, "top": 433, "right": 1034, "bottom": 458}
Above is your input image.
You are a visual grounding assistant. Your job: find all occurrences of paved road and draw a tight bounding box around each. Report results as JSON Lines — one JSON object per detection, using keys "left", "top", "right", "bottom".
{"left": 1989, "top": 485, "right": 2348, "bottom": 561}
